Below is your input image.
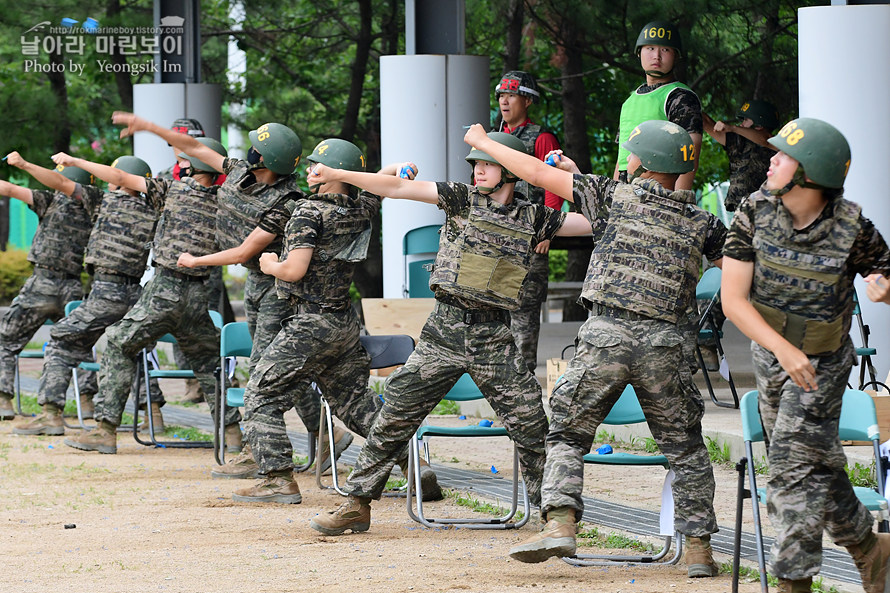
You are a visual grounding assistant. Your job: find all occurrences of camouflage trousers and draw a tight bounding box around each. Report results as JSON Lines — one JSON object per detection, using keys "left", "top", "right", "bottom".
{"left": 511, "top": 252, "right": 549, "bottom": 372}
{"left": 0, "top": 269, "right": 83, "bottom": 398}
{"left": 345, "top": 300, "right": 548, "bottom": 505}
{"left": 171, "top": 266, "right": 227, "bottom": 371}
{"left": 96, "top": 269, "right": 237, "bottom": 427}
{"left": 543, "top": 312, "right": 718, "bottom": 536}
{"left": 245, "top": 305, "right": 386, "bottom": 475}
{"left": 244, "top": 270, "right": 321, "bottom": 438}
{"left": 753, "top": 339, "right": 873, "bottom": 580}
{"left": 38, "top": 279, "right": 163, "bottom": 409}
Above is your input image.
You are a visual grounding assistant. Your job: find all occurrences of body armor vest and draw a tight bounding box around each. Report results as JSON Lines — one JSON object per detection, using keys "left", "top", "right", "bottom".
{"left": 152, "top": 178, "right": 219, "bottom": 276}
{"left": 581, "top": 180, "right": 708, "bottom": 323}
{"left": 429, "top": 190, "right": 535, "bottom": 310}
{"left": 216, "top": 159, "right": 301, "bottom": 270}
{"left": 84, "top": 189, "right": 158, "bottom": 277}
{"left": 617, "top": 81, "right": 692, "bottom": 171}
{"left": 508, "top": 123, "right": 548, "bottom": 207}
{"left": 749, "top": 192, "right": 861, "bottom": 355}
{"left": 29, "top": 189, "right": 92, "bottom": 275}
{"left": 276, "top": 192, "right": 372, "bottom": 310}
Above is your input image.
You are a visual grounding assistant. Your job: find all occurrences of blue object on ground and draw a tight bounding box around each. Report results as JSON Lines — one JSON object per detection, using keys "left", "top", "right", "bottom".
{"left": 458, "top": 415, "right": 466, "bottom": 420}
{"left": 478, "top": 419, "right": 493, "bottom": 427}
{"left": 595, "top": 444, "right": 613, "bottom": 455}
{"left": 490, "top": 465, "right": 498, "bottom": 474}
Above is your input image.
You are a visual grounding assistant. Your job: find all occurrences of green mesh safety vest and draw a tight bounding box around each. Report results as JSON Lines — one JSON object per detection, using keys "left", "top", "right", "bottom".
{"left": 616, "top": 81, "right": 691, "bottom": 171}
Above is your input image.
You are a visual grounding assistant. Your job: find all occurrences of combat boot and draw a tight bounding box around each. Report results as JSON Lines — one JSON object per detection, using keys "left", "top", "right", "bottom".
{"left": 12, "top": 404, "right": 64, "bottom": 435}
{"left": 848, "top": 531, "right": 890, "bottom": 593}
{"left": 398, "top": 457, "right": 444, "bottom": 501}
{"left": 509, "top": 506, "right": 577, "bottom": 563}
{"left": 310, "top": 495, "right": 371, "bottom": 535}
{"left": 685, "top": 534, "right": 720, "bottom": 577}
{"left": 316, "top": 426, "right": 354, "bottom": 475}
{"left": 232, "top": 471, "right": 302, "bottom": 504}
{"left": 137, "top": 403, "right": 165, "bottom": 434}
{"left": 64, "top": 420, "right": 117, "bottom": 454}
{"left": 775, "top": 577, "right": 812, "bottom": 593}
{"left": 78, "top": 393, "right": 95, "bottom": 419}
{"left": 211, "top": 444, "right": 260, "bottom": 479}
{"left": 224, "top": 423, "right": 243, "bottom": 453}
{"left": 181, "top": 378, "right": 204, "bottom": 404}
{"left": 0, "top": 394, "right": 15, "bottom": 420}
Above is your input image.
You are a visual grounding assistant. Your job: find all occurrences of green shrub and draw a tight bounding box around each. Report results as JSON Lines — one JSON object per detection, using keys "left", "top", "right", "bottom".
{"left": 549, "top": 249, "right": 567, "bottom": 282}
{"left": 0, "top": 248, "right": 32, "bottom": 305}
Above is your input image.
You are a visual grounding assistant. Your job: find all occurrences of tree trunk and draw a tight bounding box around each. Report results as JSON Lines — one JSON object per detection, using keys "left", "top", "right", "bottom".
{"left": 504, "top": 0, "right": 524, "bottom": 72}
{"left": 340, "top": 0, "right": 372, "bottom": 141}
{"left": 47, "top": 52, "right": 71, "bottom": 154}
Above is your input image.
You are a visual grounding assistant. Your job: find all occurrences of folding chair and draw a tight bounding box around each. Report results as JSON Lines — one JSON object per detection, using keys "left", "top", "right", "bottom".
{"left": 405, "top": 373, "right": 530, "bottom": 529}
{"left": 402, "top": 224, "right": 441, "bottom": 298}
{"left": 13, "top": 318, "right": 54, "bottom": 415}
{"left": 563, "top": 384, "right": 682, "bottom": 566}
{"left": 696, "top": 267, "right": 739, "bottom": 408}
{"left": 731, "top": 389, "right": 890, "bottom": 593}
{"left": 317, "top": 334, "right": 415, "bottom": 495}
{"left": 853, "top": 291, "right": 888, "bottom": 392}
{"left": 132, "top": 310, "right": 223, "bottom": 448}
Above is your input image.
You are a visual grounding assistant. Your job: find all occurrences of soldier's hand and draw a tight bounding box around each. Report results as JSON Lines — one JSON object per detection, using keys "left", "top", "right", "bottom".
{"left": 713, "top": 121, "right": 729, "bottom": 133}
{"left": 400, "top": 162, "right": 418, "bottom": 180}
{"left": 774, "top": 342, "right": 818, "bottom": 392}
{"left": 546, "top": 150, "right": 581, "bottom": 174}
{"left": 307, "top": 163, "right": 333, "bottom": 185}
{"left": 259, "top": 252, "right": 279, "bottom": 274}
{"left": 112, "top": 111, "right": 144, "bottom": 138}
{"left": 5, "top": 151, "right": 26, "bottom": 169}
{"left": 865, "top": 274, "right": 890, "bottom": 304}
{"left": 177, "top": 253, "right": 197, "bottom": 268}
{"left": 51, "top": 152, "right": 75, "bottom": 167}
{"left": 535, "top": 239, "right": 551, "bottom": 255}
{"left": 464, "top": 123, "right": 487, "bottom": 148}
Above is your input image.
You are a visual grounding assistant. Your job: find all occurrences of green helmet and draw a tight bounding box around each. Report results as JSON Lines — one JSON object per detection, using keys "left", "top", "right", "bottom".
{"left": 306, "top": 138, "right": 366, "bottom": 172}
{"left": 178, "top": 137, "right": 227, "bottom": 173}
{"left": 737, "top": 99, "right": 779, "bottom": 130}
{"left": 635, "top": 21, "right": 683, "bottom": 58}
{"left": 465, "top": 131, "right": 529, "bottom": 181}
{"left": 620, "top": 120, "right": 695, "bottom": 174}
{"left": 248, "top": 122, "right": 302, "bottom": 175}
{"left": 768, "top": 118, "right": 851, "bottom": 189}
{"left": 54, "top": 164, "right": 94, "bottom": 186}
{"left": 494, "top": 71, "right": 541, "bottom": 103}
{"left": 110, "top": 155, "right": 152, "bottom": 178}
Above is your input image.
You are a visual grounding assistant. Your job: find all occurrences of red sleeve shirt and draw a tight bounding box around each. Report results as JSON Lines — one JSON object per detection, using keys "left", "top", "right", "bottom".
{"left": 504, "top": 119, "right": 564, "bottom": 210}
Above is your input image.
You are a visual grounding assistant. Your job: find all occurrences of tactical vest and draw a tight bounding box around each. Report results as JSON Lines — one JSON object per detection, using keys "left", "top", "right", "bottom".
{"left": 617, "top": 81, "right": 692, "bottom": 171}
{"left": 429, "top": 190, "right": 536, "bottom": 310}
{"left": 152, "top": 178, "right": 219, "bottom": 276}
{"left": 276, "top": 192, "right": 372, "bottom": 310}
{"left": 28, "top": 190, "right": 92, "bottom": 275}
{"left": 216, "top": 159, "right": 301, "bottom": 270}
{"left": 749, "top": 193, "right": 861, "bottom": 355}
{"left": 508, "top": 123, "right": 548, "bottom": 206}
{"left": 581, "top": 180, "right": 708, "bottom": 323}
{"left": 84, "top": 190, "right": 158, "bottom": 278}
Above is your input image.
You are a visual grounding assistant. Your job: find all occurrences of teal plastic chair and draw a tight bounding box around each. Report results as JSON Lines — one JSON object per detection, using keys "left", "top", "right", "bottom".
{"left": 695, "top": 267, "right": 739, "bottom": 408}
{"left": 405, "top": 373, "right": 530, "bottom": 529}
{"left": 14, "top": 317, "right": 54, "bottom": 415}
{"left": 402, "top": 224, "right": 441, "bottom": 298}
{"left": 564, "top": 384, "right": 682, "bottom": 566}
{"left": 214, "top": 321, "right": 254, "bottom": 465}
{"left": 853, "top": 291, "right": 887, "bottom": 392}
{"left": 731, "top": 389, "right": 889, "bottom": 593}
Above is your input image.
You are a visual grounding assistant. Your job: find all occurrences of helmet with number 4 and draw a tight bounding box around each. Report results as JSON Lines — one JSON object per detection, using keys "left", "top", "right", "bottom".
{"left": 307, "top": 138, "right": 366, "bottom": 172}
{"left": 635, "top": 21, "right": 683, "bottom": 58}
{"left": 737, "top": 100, "right": 779, "bottom": 131}
{"left": 621, "top": 120, "right": 695, "bottom": 174}
{"left": 494, "top": 71, "right": 541, "bottom": 103}
{"left": 110, "top": 155, "right": 152, "bottom": 178}
{"left": 54, "top": 164, "right": 94, "bottom": 186}
{"left": 769, "top": 118, "right": 850, "bottom": 189}
{"left": 248, "top": 123, "right": 302, "bottom": 175}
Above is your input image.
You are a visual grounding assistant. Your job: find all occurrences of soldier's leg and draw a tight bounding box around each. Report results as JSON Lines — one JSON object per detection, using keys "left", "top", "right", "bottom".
{"left": 510, "top": 253, "right": 548, "bottom": 372}
{"left": 316, "top": 339, "right": 382, "bottom": 437}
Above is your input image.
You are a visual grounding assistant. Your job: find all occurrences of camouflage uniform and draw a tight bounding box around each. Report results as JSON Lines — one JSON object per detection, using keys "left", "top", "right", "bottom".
{"left": 725, "top": 188, "right": 890, "bottom": 580}
{"left": 246, "top": 191, "right": 386, "bottom": 475}
{"left": 0, "top": 187, "right": 93, "bottom": 400}
{"left": 722, "top": 134, "right": 775, "bottom": 212}
{"left": 94, "top": 177, "right": 239, "bottom": 427}
{"left": 541, "top": 175, "right": 723, "bottom": 538}
{"left": 344, "top": 182, "right": 566, "bottom": 504}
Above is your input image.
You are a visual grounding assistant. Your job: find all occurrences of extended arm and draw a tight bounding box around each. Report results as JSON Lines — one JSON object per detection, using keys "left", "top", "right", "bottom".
{"left": 51, "top": 152, "right": 147, "bottom": 194}
{"left": 259, "top": 248, "right": 313, "bottom": 282}
{"left": 0, "top": 180, "right": 34, "bottom": 205}
{"left": 112, "top": 111, "right": 225, "bottom": 173}
{"left": 555, "top": 212, "right": 592, "bottom": 237}
{"left": 309, "top": 164, "right": 438, "bottom": 204}
{"left": 6, "top": 151, "right": 75, "bottom": 197}
{"left": 178, "top": 227, "right": 276, "bottom": 268}
{"left": 702, "top": 113, "right": 726, "bottom": 145}
{"left": 864, "top": 274, "right": 890, "bottom": 305}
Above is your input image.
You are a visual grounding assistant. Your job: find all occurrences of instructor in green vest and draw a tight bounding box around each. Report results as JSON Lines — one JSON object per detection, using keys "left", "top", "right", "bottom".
{"left": 614, "top": 21, "right": 702, "bottom": 191}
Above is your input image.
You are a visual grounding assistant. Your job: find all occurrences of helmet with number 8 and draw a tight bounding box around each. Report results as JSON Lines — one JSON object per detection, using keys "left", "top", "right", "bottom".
{"left": 635, "top": 21, "right": 683, "bottom": 58}
{"left": 248, "top": 123, "right": 302, "bottom": 175}
{"left": 620, "top": 120, "right": 695, "bottom": 174}
{"left": 737, "top": 99, "right": 779, "bottom": 131}
{"left": 768, "top": 118, "right": 850, "bottom": 189}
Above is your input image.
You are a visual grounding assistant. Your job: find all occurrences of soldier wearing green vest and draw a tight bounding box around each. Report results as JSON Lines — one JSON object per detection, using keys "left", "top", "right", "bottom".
{"left": 722, "top": 118, "right": 890, "bottom": 593}
{"left": 614, "top": 21, "right": 702, "bottom": 191}
{"left": 464, "top": 120, "right": 725, "bottom": 578}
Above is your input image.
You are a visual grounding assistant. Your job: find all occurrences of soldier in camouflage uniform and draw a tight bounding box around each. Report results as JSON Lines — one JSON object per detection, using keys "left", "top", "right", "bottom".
{"left": 703, "top": 99, "right": 779, "bottom": 212}
{"left": 722, "top": 118, "right": 890, "bottom": 593}
{"left": 308, "top": 132, "right": 592, "bottom": 536}
{"left": 615, "top": 21, "right": 702, "bottom": 191}
{"left": 0, "top": 155, "right": 96, "bottom": 424}
{"left": 57, "top": 140, "right": 237, "bottom": 455}
{"left": 466, "top": 120, "right": 725, "bottom": 577}
{"left": 495, "top": 70, "right": 563, "bottom": 372}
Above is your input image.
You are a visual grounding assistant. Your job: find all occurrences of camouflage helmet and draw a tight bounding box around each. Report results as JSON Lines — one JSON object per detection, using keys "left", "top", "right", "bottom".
{"left": 178, "top": 137, "right": 227, "bottom": 173}
{"left": 737, "top": 99, "right": 779, "bottom": 131}
{"left": 635, "top": 21, "right": 683, "bottom": 58}
{"left": 465, "top": 131, "right": 529, "bottom": 181}
{"left": 768, "top": 118, "right": 851, "bottom": 189}
{"left": 621, "top": 120, "right": 695, "bottom": 174}
{"left": 248, "top": 123, "right": 302, "bottom": 175}
{"left": 110, "top": 155, "right": 152, "bottom": 178}
{"left": 170, "top": 118, "right": 204, "bottom": 138}
{"left": 307, "top": 138, "right": 366, "bottom": 172}
{"left": 54, "top": 164, "right": 94, "bottom": 186}
{"left": 494, "top": 71, "right": 541, "bottom": 103}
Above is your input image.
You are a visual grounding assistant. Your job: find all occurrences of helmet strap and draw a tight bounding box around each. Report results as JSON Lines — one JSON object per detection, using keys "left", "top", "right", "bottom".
{"left": 644, "top": 68, "right": 673, "bottom": 79}
{"left": 792, "top": 165, "right": 824, "bottom": 190}
{"left": 627, "top": 165, "right": 647, "bottom": 182}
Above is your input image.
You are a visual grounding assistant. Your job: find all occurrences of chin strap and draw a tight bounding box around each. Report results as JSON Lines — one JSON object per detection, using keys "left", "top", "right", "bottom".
{"left": 644, "top": 68, "right": 673, "bottom": 79}
{"left": 626, "top": 165, "right": 647, "bottom": 182}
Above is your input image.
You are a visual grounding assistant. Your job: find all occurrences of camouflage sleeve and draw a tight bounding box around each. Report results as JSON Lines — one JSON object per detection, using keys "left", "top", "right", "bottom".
{"left": 435, "top": 181, "right": 471, "bottom": 216}
{"left": 723, "top": 196, "right": 757, "bottom": 261}
{"left": 29, "top": 189, "right": 53, "bottom": 218}
{"left": 257, "top": 200, "right": 292, "bottom": 237}
{"left": 80, "top": 184, "right": 106, "bottom": 221}
{"left": 221, "top": 157, "right": 249, "bottom": 178}
{"left": 359, "top": 191, "right": 382, "bottom": 216}
{"left": 665, "top": 88, "right": 703, "bottom": 135}
{"left": 534, "top": 204, "right": 568, "bottom": 242}
{"left": 849, "top": 215, "right": 890, "bottom": 277}
{"left": 702, "top": 212, "right": 728, "bottom": 262}
{"left": 573, "top": 174, "right": 615, "bottom": 223}
{"left": 143, "top": 177, "right": 170, "bottom": 212}
{"left": 284, "top": 202, "right": 322, "bottom": 250}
